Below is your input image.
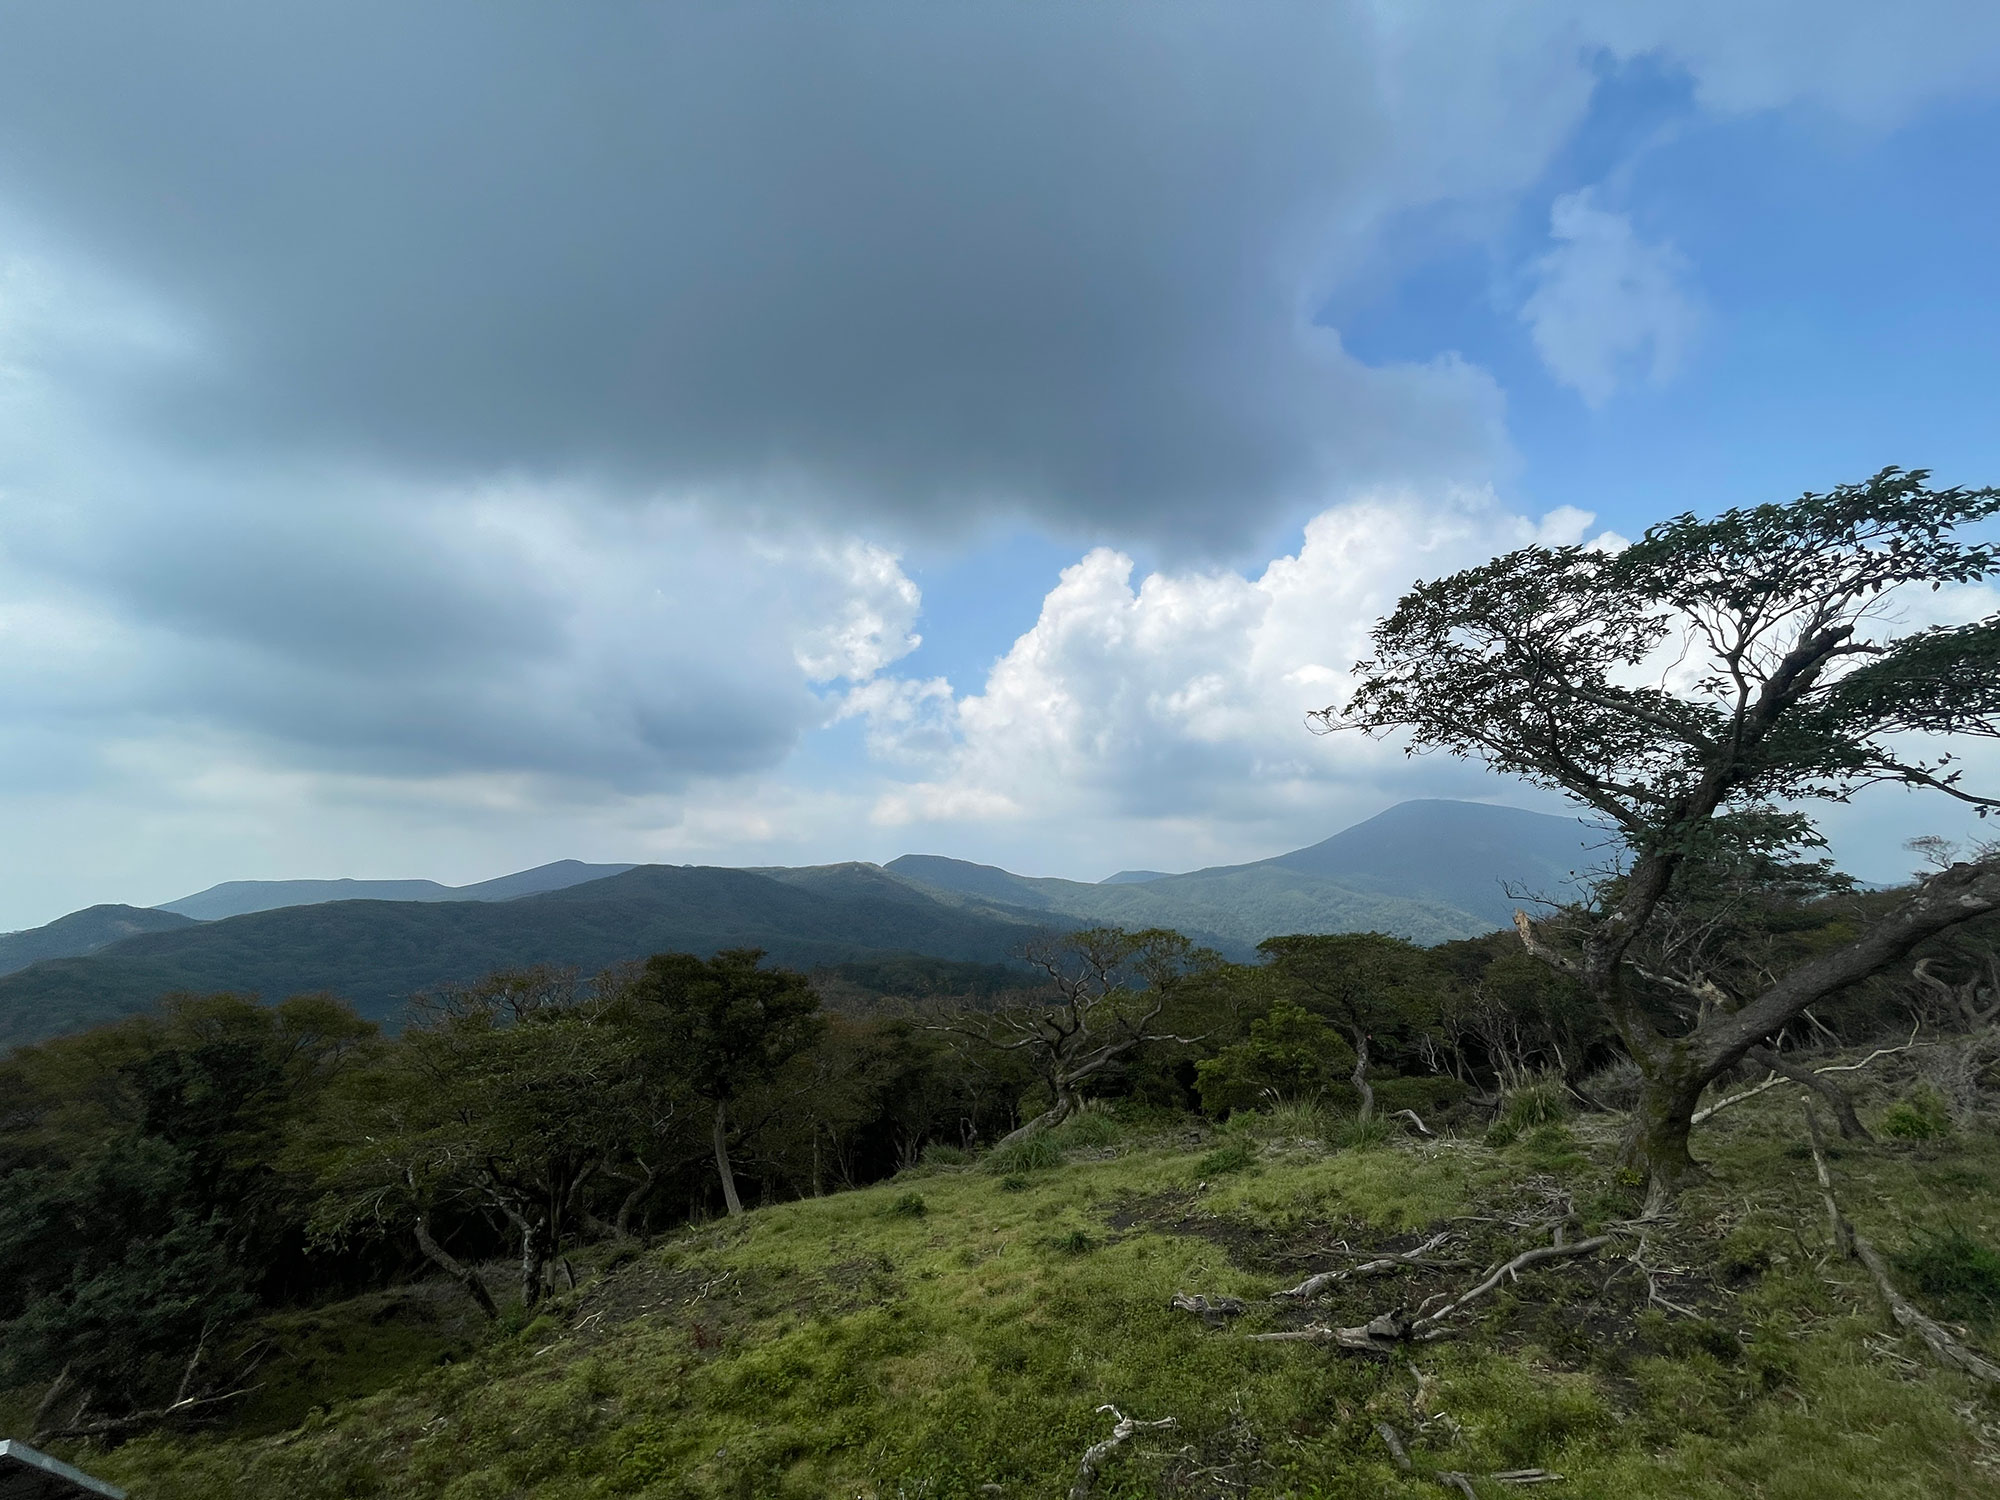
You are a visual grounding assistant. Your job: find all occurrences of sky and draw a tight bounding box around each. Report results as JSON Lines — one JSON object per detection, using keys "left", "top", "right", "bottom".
{"left": 2, "top": 2, "right": 1999, "bottom": 929}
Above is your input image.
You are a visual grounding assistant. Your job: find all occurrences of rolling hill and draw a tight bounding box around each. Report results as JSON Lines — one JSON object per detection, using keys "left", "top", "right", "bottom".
{"left": 0, "top": 800, "right": 1613, "bottom": 1052}
{"left": 0, "top": 904, "right": 199, "bottom": 977}
{"left": 160, "top": 859, "right": 637, "bottom": 920}
{"left": 887, "top": 800, "right": 1607, "bottom": 951}
{"left": 0, "top": 864, "right": 1050, "bottom": 1050}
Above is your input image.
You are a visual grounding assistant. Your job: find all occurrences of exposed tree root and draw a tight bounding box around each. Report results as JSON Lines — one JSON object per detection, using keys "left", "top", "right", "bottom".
{"left": 1802, "top": 1102, "right": 2000, "bottom": 1387}
{"left": 1377, "top": 1422, "right": 1565, "bottom": 1494}
{"left": 1068, "top": 1404, "right": 1177, "bottom": 1499}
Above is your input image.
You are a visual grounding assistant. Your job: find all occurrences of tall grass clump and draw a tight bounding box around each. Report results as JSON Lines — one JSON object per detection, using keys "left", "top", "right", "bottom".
{"left": 1486, "top": 1073, "right": 1571, "bottom": 1146}
{"left": 982, "top": 1131, "right": 1064, "bottom": 1175}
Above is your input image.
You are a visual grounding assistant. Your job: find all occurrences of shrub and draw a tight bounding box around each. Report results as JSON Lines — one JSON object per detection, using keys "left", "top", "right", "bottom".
{"left": 1049, "top": 1229, "right": 1096, "bottom": 1255}
{"left": 919, "top": 1142, "right": 969, "bottom": 1168}
{"left": 886, "top": 1192, "right": 927, "bottom": 1218}
{"left": 998, "top": 1174, "right": 1030, "bottom": 1193}
{"left": 1881, "top": 1085, "right": 1953, "bottom": 1141}
{"left": 1893, "top": 1224, "right": 2000, "bottom": 1332}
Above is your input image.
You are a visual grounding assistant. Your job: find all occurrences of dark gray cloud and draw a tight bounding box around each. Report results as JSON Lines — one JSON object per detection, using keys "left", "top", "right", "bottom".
{"left": 0, "top": 2, "right": 1529, "bottom": 549}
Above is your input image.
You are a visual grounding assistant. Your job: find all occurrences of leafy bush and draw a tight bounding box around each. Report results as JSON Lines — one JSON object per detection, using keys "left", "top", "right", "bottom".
{"left": 1194, "top": 1000, "right": 1352, "bottom": 1116}
{"left": 1881, "top": 1085, "right": 1953, "bottom": 1141}
{"left": 1893, "top": 1224, "right": 2000, "bottom": 1332}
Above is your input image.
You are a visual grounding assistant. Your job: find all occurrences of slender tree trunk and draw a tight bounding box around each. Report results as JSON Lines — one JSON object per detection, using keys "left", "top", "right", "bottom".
{"left": 1350, "top": 1028, "right": 1375, "bottom": 1123}
{"left": 414, "top": 1213, "right": 499, "bottom": 1320}
{"left": 613, "top": 1162, "right": 657, "bottom": 1238}
{"left": 712, "top": 1099, "right": 744, "bottom": 1217}
{"left": 1744, "top": 1043, "right": 1873, "bottom": 1142}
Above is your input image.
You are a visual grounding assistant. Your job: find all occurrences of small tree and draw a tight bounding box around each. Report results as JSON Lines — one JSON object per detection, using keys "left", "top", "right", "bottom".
{"left": 947, "top": 927, "right": 1215, "bottom": 1145}
{"left": 1323, "top": 469, "right": 2000, "bottom": 1205}
{"left": 1257, "top": 933, "right": 1437, "bottom": 1121}
{"left": 620, "top": 949, "right": 823, "bottom": 1217}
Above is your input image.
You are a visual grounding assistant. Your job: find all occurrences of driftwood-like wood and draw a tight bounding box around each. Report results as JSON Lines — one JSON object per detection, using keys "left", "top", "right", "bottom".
{"left": 1068, "top": 1404, "right": 1177, "bottom": 1499}
{"left": 1271, "top": 1231, "right": 1458, "bottom": 1300}
{"left": 1376, "top": 1421, "right": 1565, "bottom": 1494}
{"left": 1235, "top": 1232, "right": 1614, "bottom": 1353}
{"left": 1802, "top": 1103, "right": 2000, "bottom": 1386}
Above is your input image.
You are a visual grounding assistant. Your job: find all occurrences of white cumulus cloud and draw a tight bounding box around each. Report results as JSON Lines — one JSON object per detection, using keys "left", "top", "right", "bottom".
{"left": 1521, "top": 189, "right": 1702, "bottom": 407}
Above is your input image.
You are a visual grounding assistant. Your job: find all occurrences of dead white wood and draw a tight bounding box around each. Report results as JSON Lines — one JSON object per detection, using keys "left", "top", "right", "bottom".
{"left": 1272, "top": 1231, "right": 1457, "bottom": 1300}
{"left": 1068, "top": 1404, "right": 1177, "bottom": 1499}
{"left": 1415, "top": 1235, "right": 1614, "bottom": 1333}
{"left": 1376, "top": 1422, "right": 1565, "bottom": 1494}
{"left": 1802, "top": 1102, "right": 2000, "bottom": 1387}
{"left": 1389, "top": 1107, "right": 1436, "bottom": 1137}
{"left": 1168, "top": 1292, "right": 1247, "bottom": 1325}
{"left": 1692, "top": 1024, "right": 1917, "bottom": 1125}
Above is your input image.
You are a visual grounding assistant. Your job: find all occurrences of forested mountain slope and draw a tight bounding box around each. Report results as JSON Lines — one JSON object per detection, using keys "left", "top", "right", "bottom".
{"left": 0, "top": 864, "right": 1047, "bottom": 1047}
{"left": 159, "top": 859, "right": 637, "bottom": 919}
{"left": 0, "top": 904, "right": 198, "bottom": 977}
{"left": 887, "top": 800, "right": 1598, "bottom": 948}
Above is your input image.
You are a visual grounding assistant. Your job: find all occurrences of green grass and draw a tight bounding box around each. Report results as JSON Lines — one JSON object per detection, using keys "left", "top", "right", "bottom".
{"left": 74, "top": 1087, "right": 2000, "bottom": 1500}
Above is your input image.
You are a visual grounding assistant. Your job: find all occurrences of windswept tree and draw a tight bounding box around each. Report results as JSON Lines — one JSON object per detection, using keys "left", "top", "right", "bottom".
{"left": 946, "top": 927, "right": 1216, "bottom": 1144}
{"left": 1257, "top": 933, "right": 1439, "bottom": 1120}
{"left": 1321, "top": 468, "right": 2000, "bottom": 1205}
{"left": 619, "top": 949, "right": 823, "bottom": 1217}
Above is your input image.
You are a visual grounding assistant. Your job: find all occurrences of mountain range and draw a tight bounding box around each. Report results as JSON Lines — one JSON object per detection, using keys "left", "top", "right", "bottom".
{"left": 0, "top": 800, "right": 1607, "bottom": 1050}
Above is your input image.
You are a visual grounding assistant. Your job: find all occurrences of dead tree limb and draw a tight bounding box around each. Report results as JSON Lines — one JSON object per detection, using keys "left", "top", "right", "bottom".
{"left": 1376, "top": 1422, "right": 1565, "bottom": 1494}
{"left": 1389, "top": 1107, "right": 1436, "bottom": 1138}
{"left": 1168, "top": 1292, "right": 1247, "bottom": 1326}
{"left": 1692, "top": 1025, "right": 1916, "bottom": 1127}
{"left": 1803, "top": 1102, "right": 2000, "bottom": 1386}
{"left": 1272, "top": 1231, "right": 1458, "bottom": 1300}
{"left": 1243, "top": 1233, "right": 1614, "bottom": 1352}
{"left": 1744, "top": 1044, "right": 1872, "bottom": 1141}
{"left": 1069, "top": 1404, "right": 1177, "bottom": 1499}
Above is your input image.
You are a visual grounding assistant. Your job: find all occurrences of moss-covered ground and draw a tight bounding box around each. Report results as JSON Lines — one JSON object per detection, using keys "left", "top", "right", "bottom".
{"left": 68, "top": 1086, "right": 2000, "bottom": 1498}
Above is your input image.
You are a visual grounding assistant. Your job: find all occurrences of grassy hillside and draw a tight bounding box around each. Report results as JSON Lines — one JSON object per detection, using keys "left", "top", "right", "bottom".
{"left": 66, "top": 1070, "right": 2000, "bottom": 1500}
{"left": 0, "top": 865, "right": 1050, "bottom": 1046}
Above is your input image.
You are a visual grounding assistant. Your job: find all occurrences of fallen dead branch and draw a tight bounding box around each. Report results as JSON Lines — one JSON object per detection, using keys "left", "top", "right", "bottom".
{"left": 1802, "top": 1102, "right": 2000, "bottom": 1386}
{"left": 1693, "top": 1025, "right": 1917, "bottom": 1126}
{"left": 1069, "top": 1404, "right": 1177, "bottom": 1499}
{"left": 1272, "top": 1230, "right": 1459, "bottom": 1300}
{"left": 1235, "top": 1231, "right": 1614, "bottom": 1352}
{"left": 1389, "top": 1107, "right": 1435, "bottom": 1138}
{"left": 1168, "top": 1292, "right": 1247, "bottom": 1326}
{"left": 1376, "top": 1422, "right": 1564, "bottom": 1495}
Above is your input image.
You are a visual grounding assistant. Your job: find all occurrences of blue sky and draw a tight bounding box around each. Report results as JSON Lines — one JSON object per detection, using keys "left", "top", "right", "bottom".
{"left": 0, "top": 5, "right": 1997, "bottom": 927}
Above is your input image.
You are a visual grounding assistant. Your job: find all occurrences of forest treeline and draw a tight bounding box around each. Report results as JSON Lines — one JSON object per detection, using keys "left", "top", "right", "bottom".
{"left": 3, "top": 860, "right": 1991, "bottom": 1442}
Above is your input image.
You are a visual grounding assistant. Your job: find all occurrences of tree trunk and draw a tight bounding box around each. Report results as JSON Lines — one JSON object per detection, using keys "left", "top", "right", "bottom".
{"left": 1350, "top": 1028, "right": 1375, "bottom": 1123}
{"left": 712, "top": 1099, "right": 744, "bottom": 1217}
{"left": 1744, "top": 1043, "right": 1873, "bottom": 1142}
{"left": 413, "top": 1213, "right": 499, "bottom": 1320}
{"left": 1619, "top": 1053, "right": 1708, "bottom": 1214}
{"left": 994, "top": 1086, "right": 1081, "bottom": 1148}
{"left": 613, "top": 1162, "right": 657, "bottom": 1238}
